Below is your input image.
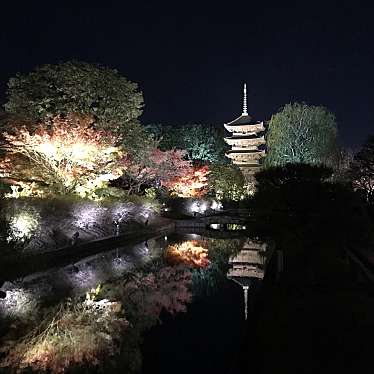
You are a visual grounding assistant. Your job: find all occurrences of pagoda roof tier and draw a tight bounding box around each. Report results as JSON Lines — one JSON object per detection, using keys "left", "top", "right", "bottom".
{"left": 226, "top": 149, "right": 266, "bottom": 154}
{"left": 232, "top": 161, "right": 262, "bottom": 169}
{"left": 226, "top": 276, "right": 253, "bottom": 287}
{"left": 224, "top": 135, "right": 266, "bottom": 147}
{"left": 231, "top": 158, "right": 261, "bottom": 164}
{"left": 229, "top": 250, "right": 265, "bottom": 265}
{"left": 226, "top": 150, "right": 266, "bottom": 160}
{"left": 238, "top": 165, "right": 263, "bottom": 172}
{"left": 226, "top": 113, "right": 254, "bottom": 126}
{"left": 242, "top": 240, "right": 267, "bottom": 250}
{"left": 231, "top": 146, "right": 262, "bottom": 151}
{"left": 225, "top": 133, "right": 265, "bottom": 140}
{"left": 224, "top": 121, "right": 265, "bottom": 134}
{"left": 228, "top": 266, "right": 264, "bottom": 279}
{"left": 241, "top": 163, "right": 262, "bottom": 169}
{"left": 239, "top": 166, "right": 263, "bottom": 174}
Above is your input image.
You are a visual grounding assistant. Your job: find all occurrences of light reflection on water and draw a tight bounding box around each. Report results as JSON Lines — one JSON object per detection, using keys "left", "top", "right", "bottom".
{"left": 0, "top": 234, "right": 271, "bottom": 323}
{"left": 0, "top": 234, "right": 271, "bottom": 373}
{"left": 164, "top": 240, "right": 210, "bottom": 268}
{"left": 0, "top": 239, "right": 159, "bottom": 315}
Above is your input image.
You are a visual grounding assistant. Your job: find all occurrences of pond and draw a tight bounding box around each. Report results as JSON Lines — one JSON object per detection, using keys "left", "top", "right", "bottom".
{"left": 0, "top": 233, "right": 272, "bottom": 373}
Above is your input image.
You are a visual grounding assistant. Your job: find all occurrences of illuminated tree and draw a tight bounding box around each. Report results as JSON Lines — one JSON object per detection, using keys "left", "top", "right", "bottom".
{"left": 208, "top": 164, "right": 248, "bottom": 201}
{"left": 4, "top": 61, "right": 152, "bottom": 159}
{"left": 5, "top": 61, "right": 143, "bottom": 135}
{"left": 350, "top": 136, "right": 374, "bottom": 204}
{"left": 266, "top": 103, "right": 338, "bottom": 167}
{"left": 166, "top": 165, "right": 209, "bottom": 197}
{"left": 0, "top": 114, "right": 127, "bottom": 198}
{"left": 121, "top": 148, "right": 192, "bottom": 194}
{"left": 146, "top": 123, "right": 228, "bottom": 163}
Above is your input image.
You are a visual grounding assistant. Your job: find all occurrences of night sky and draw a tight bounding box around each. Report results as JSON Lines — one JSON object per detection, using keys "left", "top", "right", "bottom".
{"left": 1, "top": 1, "right": 373, "bottom": 148}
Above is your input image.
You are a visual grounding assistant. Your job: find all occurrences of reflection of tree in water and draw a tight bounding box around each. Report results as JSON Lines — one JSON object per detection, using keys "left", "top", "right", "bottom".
{"left": 102, "top": 261, "right": 193, "bottom": 373}
{"left": 0, "top": 238, "right": 254, "bottom": 373}
{"left": 0, "top": 259, "right": 193, "bottom": 374}
{"left": 191, "top": 238, "right": 243, "bottom": 298}
{"left": 164, "top": 240, "right": 210, "bottom": 268}
{"left": 0, "top": 297, "right": 127, "bottom": 373}
{"left": 159, "top": 237, "right": 251, "bottom": 300}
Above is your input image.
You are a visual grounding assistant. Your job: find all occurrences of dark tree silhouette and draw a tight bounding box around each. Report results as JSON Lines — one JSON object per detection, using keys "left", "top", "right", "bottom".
{"left": 250, "top": 163, "right": 372, "bottom": 278}
{"left": 350, "top": 135, "right": 374, "bottom": 208}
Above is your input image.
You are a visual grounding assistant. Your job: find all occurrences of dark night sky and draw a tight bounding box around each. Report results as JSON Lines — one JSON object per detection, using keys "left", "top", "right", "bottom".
{"left": 1, "top": 1, "right": 373, "bottom": 148}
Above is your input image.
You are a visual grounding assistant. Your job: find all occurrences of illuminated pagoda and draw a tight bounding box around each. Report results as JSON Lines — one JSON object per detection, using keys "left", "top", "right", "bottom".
{"left": 224, "top": 84, "right": 266, "bottom": 180}
{"left": 227, "top": 239, "right": 266, "bottom": 281}
{"left": 227, "top": 239, "right": 268, "bottom": 320}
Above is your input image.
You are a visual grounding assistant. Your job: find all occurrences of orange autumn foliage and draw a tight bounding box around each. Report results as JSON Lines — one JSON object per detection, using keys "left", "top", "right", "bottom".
{"left": 166, "top": 165, "right": 209, "bottom": 197}
{"left": 0, "top": 114, "right": 126, "bottom": 198}
{"left": 164, "top": 240, "right": 210, "bottom": 268}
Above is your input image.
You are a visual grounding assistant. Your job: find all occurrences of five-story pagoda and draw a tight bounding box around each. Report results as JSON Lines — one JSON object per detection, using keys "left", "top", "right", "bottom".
{"left": 224, "top": 84, "right": 266, "bottom": 180}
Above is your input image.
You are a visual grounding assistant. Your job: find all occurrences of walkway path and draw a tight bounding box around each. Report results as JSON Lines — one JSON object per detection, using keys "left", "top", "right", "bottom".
{"left": 0, "top": 217, "right": 174, "bottom": 283}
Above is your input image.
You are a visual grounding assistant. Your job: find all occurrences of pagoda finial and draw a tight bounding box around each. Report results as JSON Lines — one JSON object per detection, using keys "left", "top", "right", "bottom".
{"left": 242, "top": 83, "right": 248, "bottom": 116}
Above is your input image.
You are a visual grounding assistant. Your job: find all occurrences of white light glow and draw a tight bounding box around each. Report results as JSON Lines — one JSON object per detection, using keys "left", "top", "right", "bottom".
{"left": 69, "top": 267, "right": 99, "bottom": 291}
{"left": 189, "top": 200, "right": 209, "bottom": 215}
{"left": 7, "top": 211, "right": 40, "bottom": 243}
{"left": 200, "top": 202, "right": 207, "bottom": 213}
{"left": 190, "top": 201, "right": 199, "bottom": 213}
{"left": 211, "top": 200, "right": 223, "bottom": 211}
{"left": 111, "top": 256, "right": 130, "bottom": 277}
{"left": 72, "top": 204, "right": 107, "bottom": 230}
{"left": 37, "top": 142, "right": 56, "bottom": 158}
{"left": 0, "top": 287, "right": 37, "bottom": 319}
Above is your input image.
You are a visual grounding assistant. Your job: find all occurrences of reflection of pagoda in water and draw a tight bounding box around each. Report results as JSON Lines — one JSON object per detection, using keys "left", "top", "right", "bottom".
{"left": 224, "top": 84, "right": 266, "bottom": 181}
{"left": 227, "top": 239, "right": 269, "bottom": 319}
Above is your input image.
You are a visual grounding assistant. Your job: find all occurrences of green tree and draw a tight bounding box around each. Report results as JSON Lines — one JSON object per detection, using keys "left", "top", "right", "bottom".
{"left": 4, "top": 61, "right": 143, "bottom": 137}
{"left": 266, "top": 103, "right": 338, "bottom": 167}
{"left": 208, "top": 164, "right": 246, "bottom": 201}
{"left": 146, "top": 123, "right": 228, "bottom": 163}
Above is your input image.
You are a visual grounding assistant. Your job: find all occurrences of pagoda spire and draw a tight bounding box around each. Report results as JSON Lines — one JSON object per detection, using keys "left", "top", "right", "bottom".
{"left": 242, "top": 83, "right": 248, "bottom": 116}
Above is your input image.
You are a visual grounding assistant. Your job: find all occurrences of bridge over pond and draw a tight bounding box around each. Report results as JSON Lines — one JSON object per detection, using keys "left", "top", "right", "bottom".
{"left": 175, "top": 209, "right": 250, "bottom": 234}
